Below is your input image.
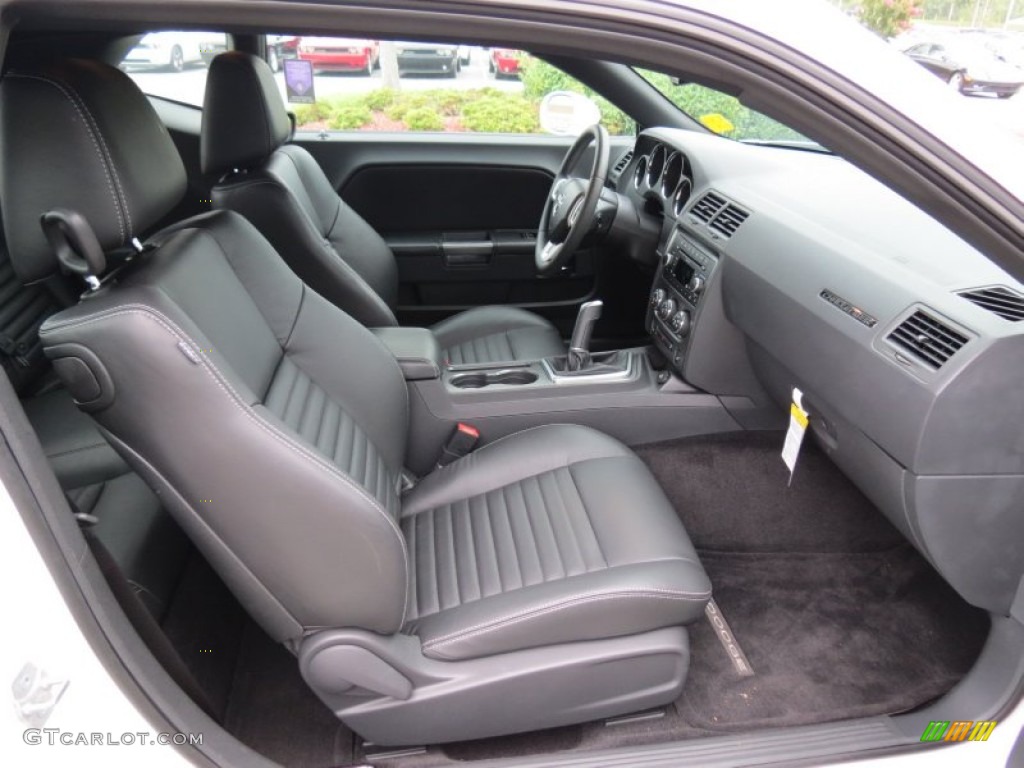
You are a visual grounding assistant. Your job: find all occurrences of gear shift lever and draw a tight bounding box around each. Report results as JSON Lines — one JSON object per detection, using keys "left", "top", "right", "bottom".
{"left": 567, "top": 300, "right": 603, "bottom": 371}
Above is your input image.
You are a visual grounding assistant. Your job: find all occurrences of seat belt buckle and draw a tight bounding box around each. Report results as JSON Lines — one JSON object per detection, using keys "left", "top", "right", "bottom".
{"left": 437, "top": 423, "right": 480, "bottom": 468}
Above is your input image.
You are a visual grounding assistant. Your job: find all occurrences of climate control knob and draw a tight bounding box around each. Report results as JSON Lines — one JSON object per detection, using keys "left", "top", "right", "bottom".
{"left": 687, "top": 275, "right": 705, "bottom": 295}
{"left": 657, "top": 298, "right": 676, "bottom": 320}
{"left": 650, "top": 288, "right": 666, "bottom": 308}
{"left": 670, "top": 310, "right": 691, "bottom": 336}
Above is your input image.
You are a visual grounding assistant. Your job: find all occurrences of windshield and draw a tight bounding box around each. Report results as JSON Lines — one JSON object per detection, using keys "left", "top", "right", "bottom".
{"left": 636, "top": 69, "right": 824, "bottom": 150}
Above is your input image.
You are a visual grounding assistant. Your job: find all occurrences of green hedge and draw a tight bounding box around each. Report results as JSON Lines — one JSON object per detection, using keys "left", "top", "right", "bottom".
{"left": 462, "top": 94, "right": 539, "bottom": 133}
{"left": 637, "top": 70, "right": 806, "bottom": 142}
{"left": 292, "top": 59, "right": 638, "bottom": 135}
{"left": 291, "top": 58, "right": 799, "bottom": 141}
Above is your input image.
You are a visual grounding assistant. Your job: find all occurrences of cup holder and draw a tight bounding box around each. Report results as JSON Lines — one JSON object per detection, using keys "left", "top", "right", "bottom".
{"left": 450, "top": 369, "right": 538, "bottom": 389}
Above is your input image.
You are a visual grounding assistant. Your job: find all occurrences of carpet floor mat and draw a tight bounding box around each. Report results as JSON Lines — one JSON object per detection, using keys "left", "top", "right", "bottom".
{"left": 678, "top": 545, "right": 989, "bottom": 731}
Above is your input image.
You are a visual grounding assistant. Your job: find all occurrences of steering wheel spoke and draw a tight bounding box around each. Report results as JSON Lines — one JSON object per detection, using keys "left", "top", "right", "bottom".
{"left": 539, "top": 240, "right": 563, "bottom": 267}
{"left": 535, "top": 124, "right": 610, "bottom": 275}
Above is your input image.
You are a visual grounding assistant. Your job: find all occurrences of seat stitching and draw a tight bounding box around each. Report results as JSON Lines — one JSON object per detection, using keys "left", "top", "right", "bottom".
{"left": 64, "top": 79, "right": 134, "bottom": 235}
{"left": 9, "top": 74, "right": 126, "bottom": 241}
{"left": 472, "top": 423, "right": 620, "bottom": 458}
{"left": 558, "top": 466, "right": 600, "bottom": 571}
{"left": 421, "top": 588, "right": 712, "bottom": 651}
{"left": 42, "top": 442, "right": 115, "bottom": 459}
{"left": 42, "top": 303, "right": 410, "bottom": 626}
{"left": 405, "top": 514, "right": 419, "bottom": 619}
{"left": 426, "top": 505, "right": 439, "bottom": 616}
{"left": 481, "top": 494, "right": 503, "bottom": 594}
{"left": 566, "top": 462, "right": 607, "bottom": 567}
{"left": 279, "top": 146, "right": 338, "bottom": 236}
{"left": 246, "top": 63, "right": 272, "bottom": 157}
{"left": 461, "top": 498, "right": 481, "bottom": 604}
{"left": 517, "top": 477, "right": 544, "bottom": 583}
{"left": 497, "top": 484, "right": 524, "bottom": 590}
{"left": 19, "top": 72, "right": 134, "bottom": 234}
{"left": 441, "top": 504, "right": 458, "bottom": 609}
{"left": 216, "top": 179, "right": 397, "bottom": 326}
{"left": 404, "top": 424, "right": 627, "bottom": 513}
{"left": 537, "top": 471, "right": 570, "bottom": 578}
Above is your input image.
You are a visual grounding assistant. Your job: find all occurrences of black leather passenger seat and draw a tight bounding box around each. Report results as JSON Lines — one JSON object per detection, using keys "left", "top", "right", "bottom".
{"left": 0, "top": 58, "right": 712, "bottom": 747}
{"left": 201, "top": 52, "right": 565, "bottom": 366}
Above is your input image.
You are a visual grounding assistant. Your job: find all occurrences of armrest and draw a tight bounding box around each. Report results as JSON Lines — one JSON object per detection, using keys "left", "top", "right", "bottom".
{"left": 371, "top": 327, "right": 443, "bottom": 381}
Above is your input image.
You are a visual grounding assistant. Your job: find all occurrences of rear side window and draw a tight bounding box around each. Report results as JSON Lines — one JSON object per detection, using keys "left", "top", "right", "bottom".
{"left": 120, "top": 31, "right": 228, "bottom": 107}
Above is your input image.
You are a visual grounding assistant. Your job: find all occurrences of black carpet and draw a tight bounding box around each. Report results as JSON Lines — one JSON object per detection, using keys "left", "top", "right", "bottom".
{"left": 161, "top": 553, "right": 248, "bottom": 722}
{"left": 634, "top": 430, "right": 907, "bottom": 553}
{"left": 162, "top": 552, "right": 352, "bottom": 767}
{"left": 679, "top": 546, "right": 989, "bottom": 730}
{"left": 638, "top": 432, "right": 989, "bottom": 730}
{"left": 224, "top": 622, "right": 355, "bottom": 768}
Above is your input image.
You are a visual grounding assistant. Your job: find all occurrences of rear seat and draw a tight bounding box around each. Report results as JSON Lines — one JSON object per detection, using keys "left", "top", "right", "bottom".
{"left": 0, "top": 230, "right": 191, "bottom": 620}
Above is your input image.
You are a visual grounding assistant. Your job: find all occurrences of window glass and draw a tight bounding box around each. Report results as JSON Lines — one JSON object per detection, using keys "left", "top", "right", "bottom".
{"left": 120, "top": 31, "right": 228, "bottom": 107}
{"left": 637, "top": 69, "right": 819, "bottom": 148}
{"left": 268, "top": 37, "right": 636, "bottom": 136}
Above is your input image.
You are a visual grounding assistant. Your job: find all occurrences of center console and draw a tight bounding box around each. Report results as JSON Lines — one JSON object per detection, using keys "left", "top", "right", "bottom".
{"left": 374, "top": 262, "right": 745, "bottom": 476}
{"left": 646, "top": 228, "right": 718, "bottom": 372}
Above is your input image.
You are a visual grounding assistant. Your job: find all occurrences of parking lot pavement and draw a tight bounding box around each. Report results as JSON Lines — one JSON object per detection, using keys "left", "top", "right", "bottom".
{"left": 960, "top": 90, "right": 1024, "bottom": 142}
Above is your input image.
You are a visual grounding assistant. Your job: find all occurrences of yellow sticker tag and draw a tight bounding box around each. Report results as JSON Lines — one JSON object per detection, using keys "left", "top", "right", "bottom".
{"left": 790, "top": 402, "right": 809, "bottom": 429}
{"left": 781, "top": 388, "right": 809, "bottom": 484}
{"left": 699, "top": 112, "right": 736, "bottom": 135}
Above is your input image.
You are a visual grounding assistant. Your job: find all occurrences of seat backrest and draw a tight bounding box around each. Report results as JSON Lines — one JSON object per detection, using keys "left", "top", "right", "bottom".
{"left": 0, "top": 59, "right": 411, "bottom": 645}
{"left": 202, "top": 52, "right": 399, "bottom": 328}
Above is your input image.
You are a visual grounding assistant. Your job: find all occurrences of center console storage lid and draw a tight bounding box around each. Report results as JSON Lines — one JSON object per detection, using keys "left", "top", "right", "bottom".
{"left": 371, "top": 327, "right": 443, "bottom": 381}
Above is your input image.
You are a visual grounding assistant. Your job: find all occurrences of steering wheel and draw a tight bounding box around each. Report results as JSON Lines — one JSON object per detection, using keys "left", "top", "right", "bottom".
{"left": 535, "top": 123, "right": 610, "bottom": 274}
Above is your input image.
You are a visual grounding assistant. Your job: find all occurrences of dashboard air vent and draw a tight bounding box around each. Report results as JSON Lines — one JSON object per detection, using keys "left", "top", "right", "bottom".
{"left": 690, "top": 191, "right": 727, "bottom": 223}
{"left": 709, "top": 204, "right": 750, "bottom": 238}
{"left": 611, "top": 150, "right": 634, "bottom": 180}
{"left": 887, "top": 310, "right": 968, "bottom": 370}
{"left": 958, "top": 286, "right": 1024, "bottom": 322}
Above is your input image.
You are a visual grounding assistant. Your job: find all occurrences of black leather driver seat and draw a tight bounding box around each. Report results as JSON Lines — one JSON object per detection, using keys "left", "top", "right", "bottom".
{"left": 201, "top": 52, "right": 564, "bottom": 366}
{"left": 0, "top": 58, "right": 711, "bottom": 746}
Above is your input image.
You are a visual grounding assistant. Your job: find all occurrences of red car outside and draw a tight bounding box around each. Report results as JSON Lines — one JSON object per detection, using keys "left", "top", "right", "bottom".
{"left": 489, "top": 48, "right": 522, "bottom": 78}
{"left": 297, "top": 37, "right": 379, "bottom": 74}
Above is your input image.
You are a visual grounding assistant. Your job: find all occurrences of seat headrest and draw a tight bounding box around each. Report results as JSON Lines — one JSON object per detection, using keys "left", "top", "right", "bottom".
{"left": 201, "top": 52, "right": 292, "bottom": 177}
{"left": 0, "top": 58, "right": 187, "bottom": 285}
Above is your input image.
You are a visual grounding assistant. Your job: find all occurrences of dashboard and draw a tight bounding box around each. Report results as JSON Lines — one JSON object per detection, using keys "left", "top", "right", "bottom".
{"left": 614, "top": 128, "right": 1024, "bottom": 617}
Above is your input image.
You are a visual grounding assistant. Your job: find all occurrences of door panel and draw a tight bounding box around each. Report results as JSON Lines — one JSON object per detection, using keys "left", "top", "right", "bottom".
{"left": 339, "top": 164, "right": 551, "bottom": 233}
{"left": 294, "top": 134, "right": 603, "bottom": 332}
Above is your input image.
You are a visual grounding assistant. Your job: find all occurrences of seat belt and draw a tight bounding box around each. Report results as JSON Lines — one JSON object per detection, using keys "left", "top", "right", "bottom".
{"left": 68, "top": 495, "right": 220, "bottom": 721}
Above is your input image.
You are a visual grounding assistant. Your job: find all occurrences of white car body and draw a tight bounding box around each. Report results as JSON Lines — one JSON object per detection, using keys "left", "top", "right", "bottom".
{"left": 3, "top": 1, "right": 1023, "bottom": 766}
{"left": 122, "top": 32, "right": 209, "bottom": 70}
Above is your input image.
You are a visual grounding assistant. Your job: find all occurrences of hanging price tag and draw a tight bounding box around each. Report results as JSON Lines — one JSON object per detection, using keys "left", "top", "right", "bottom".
{"left": 781, "top": 388, "right": 809, "bottom": 485}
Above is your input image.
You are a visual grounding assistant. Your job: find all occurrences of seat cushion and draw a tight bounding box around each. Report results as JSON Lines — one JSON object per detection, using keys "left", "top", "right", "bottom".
{"left": 432, "top": 306, "right": 564, "bottom": 366}
{"left": 401, "top": 425, "right": 711, "bottom": 660}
